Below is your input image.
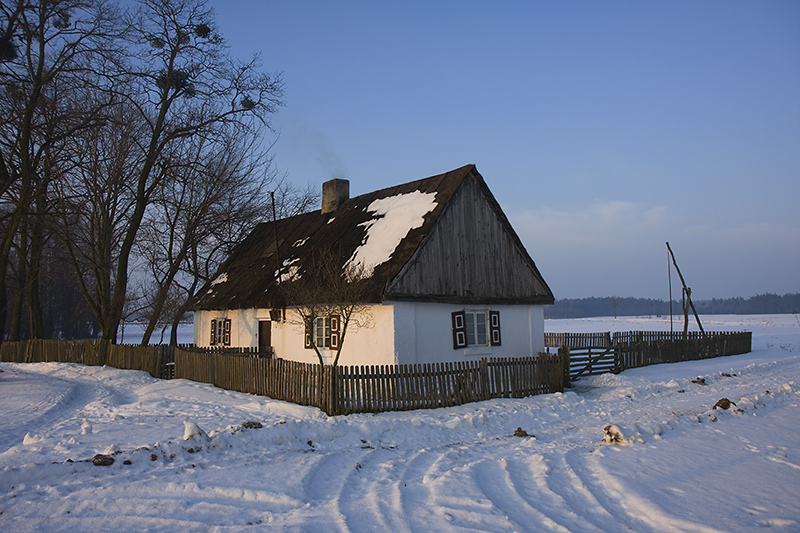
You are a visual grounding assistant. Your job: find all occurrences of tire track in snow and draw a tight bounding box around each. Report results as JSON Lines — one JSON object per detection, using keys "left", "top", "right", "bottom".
{"left": 397, "top": 448, "right": 441, "bottom": 530}
{"left": 350, "top": 447, "right": 464, "bottom": 533}
{"left": 471, "top": 457, "right": 574, "bottom": 532}
{"left": 560, "top": 447, "right": 725, "bottom": 533}
{"left": 334, "top": 447, "right": 415, "bottom": 533}
{"left": 541, "top": 450, "right": 630, "bottom": 532}
{"left": 583, "top": 452, "right": 727, "bottom": 533}
{"left": 333, "top": 447, "right": 398, "bottom": 532}
{"left": 520, "top": 453, "right": 609, "bottom": 532}
{"left": 408, "top": 446, "right": 520, "bottom": 531}
{"left": 0, "top": 368, "right": 98, "bottom": 452}
{"left": 507, "top": 453, "right": 609, "bottom": 532}
{"left": 300, "top": 449, "right": 367, "bottom": 531}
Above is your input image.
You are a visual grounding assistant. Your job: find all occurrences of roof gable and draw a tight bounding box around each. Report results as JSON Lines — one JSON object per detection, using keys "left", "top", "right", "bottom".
{"left": 193, "top": 165, "right": 478, "bottom": 310}
{"left": 385, "top": 170, "right": 554, "bottom": 304}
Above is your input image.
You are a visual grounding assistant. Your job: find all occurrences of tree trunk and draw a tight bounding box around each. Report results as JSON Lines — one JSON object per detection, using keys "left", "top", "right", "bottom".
{"left": 8, "top": 266, "right": 24, "bottom": 342}
{"left": 26, "top": 197, "right": 45, "bottom": 339}
{"left": 169, "top": 297, "right": 194, "bottom": 346}
{"left": 0, "top": 203, "right": 26, "bottom": 343}
{"left": 141, "top": 240, "right": 191, "bottom": 346}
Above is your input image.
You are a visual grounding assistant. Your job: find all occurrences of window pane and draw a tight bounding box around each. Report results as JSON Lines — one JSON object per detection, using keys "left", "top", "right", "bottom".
{"left": 315, "top": 318, "right": 324, "bottom": 347}
{"left": 476, "top": 312, "right": 487, "bottom": 345}
{"left": 465, "top": 312, "right": 475, "bottom": 346}
{"left": 324, "top": 317, "right": 331, "bottom": 347}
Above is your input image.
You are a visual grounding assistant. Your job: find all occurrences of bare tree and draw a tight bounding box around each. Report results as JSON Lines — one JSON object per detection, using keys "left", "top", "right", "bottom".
{"left": 282, "top": 250, "right": 373, "bottom": 366}
{"left": 52, "top": 99, "right": 144, "bottom": 342}
{"left": 49, "top": 0, "right": 283, "bottom": 345}
{"left": 0, "top": 0, "right": 122, "bottom": 340}
{"left": 134, "top": 127, "right": 271, "bottom": 345}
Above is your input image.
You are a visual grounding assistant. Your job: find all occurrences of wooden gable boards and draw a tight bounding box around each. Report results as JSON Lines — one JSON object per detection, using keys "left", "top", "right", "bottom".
{"left": 384, "top": 168, "right": 554, "bottom": 304}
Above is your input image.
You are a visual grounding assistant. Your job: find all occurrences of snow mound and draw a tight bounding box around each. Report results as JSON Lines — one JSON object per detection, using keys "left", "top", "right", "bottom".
{"left": 601, "top": 424, "right": 631, "bottom": 446}
{"left": 22, "top": 432, "right": 44, "bottom": 445}
{"left": 183, "top": 421, "right": 208, "bottom": 442}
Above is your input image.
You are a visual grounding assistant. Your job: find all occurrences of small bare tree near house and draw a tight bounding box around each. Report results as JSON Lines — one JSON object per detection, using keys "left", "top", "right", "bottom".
{"left": 282, "top": 250, "right": 373, "bottom": 367}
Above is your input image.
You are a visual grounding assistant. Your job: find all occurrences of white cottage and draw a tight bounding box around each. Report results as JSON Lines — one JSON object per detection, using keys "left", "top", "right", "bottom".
{"left": 192, "top": 164, "right": 554, "bottom": 366}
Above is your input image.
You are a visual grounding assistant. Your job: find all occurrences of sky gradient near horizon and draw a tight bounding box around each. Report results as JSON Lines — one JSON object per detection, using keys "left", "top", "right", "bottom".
{"left": 209, "top": 0, "right": 799, "bottom": 300}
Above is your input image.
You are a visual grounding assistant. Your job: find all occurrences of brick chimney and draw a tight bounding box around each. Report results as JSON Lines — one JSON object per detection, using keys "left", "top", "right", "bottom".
{"left": 322, "top": 178, "right": 350, "bottom": 214}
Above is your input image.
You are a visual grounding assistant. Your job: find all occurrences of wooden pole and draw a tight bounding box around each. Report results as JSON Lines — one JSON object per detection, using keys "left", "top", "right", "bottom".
{"left": 668, "top": 246, "right": 673, "bottom": 332}
{"left": 269, "top": 190, "right": 281, "bottom": 279}
{"left": 666, "top": 242, "right": 705, "bottom": 335}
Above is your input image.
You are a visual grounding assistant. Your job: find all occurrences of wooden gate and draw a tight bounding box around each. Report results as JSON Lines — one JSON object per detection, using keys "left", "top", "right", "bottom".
{"left": 545, "top": 332, "right": 617, "bottom": 380}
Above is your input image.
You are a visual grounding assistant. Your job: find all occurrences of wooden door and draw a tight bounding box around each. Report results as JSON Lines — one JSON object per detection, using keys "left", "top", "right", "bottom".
{"left": 258, "top": 320, "right": 272, "bottom": 356}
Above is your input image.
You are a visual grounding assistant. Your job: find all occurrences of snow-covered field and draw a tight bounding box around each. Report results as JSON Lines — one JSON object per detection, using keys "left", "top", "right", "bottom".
{"left": 1, "top": 315, "right": 798, "bottom": 532}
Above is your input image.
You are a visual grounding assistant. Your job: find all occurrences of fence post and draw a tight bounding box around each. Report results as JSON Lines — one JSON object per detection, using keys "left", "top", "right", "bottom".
{"left": 478, "top": 358, "right": 489, "bottom": 401}
{"left": 326, "top": 365, "right": 338, "bottom": 416}
{"left": 559, "top": 346, "right": 570, "bottom": 388}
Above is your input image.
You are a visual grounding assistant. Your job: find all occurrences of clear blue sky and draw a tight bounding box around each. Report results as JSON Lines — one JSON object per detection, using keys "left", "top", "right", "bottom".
{"left": 210, "top": 0, "right": 799, "bottom": 300}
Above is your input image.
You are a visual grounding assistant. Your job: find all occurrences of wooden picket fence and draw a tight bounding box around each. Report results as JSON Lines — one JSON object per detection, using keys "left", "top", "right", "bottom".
{"left": 0, "top": 339, "right": 174, "bottom": 379}
{"left": 613, "top": 331, "right": 752, "bottom": 371}
{"left": 545, "top": 330, "right": 752, "bottom": 379}
{"left": 335, "top": 355, "right": 570, "bottom": 415}
{"left": 174, "top": 347, "right": 571, "bottom": 416}
{"left": 2, "top": 330, "right": 751, "bottom": 414}
{"left": 1, "top": 339, "right": 569, "bottom": 415}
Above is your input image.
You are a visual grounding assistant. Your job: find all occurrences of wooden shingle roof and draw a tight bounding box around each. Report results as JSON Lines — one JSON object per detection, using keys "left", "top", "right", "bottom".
{"left": 193, "top": 164, "right": 554, "bottom": 310}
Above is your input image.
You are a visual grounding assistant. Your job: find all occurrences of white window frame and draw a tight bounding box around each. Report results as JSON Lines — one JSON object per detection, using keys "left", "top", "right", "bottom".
{"left": 314, "top": 316, "right": 331, "bottom": 348}
{"left": 210, "top": 318, "right": 231, "bottom": 346}
{"left": 465, "top": 310, "right": 488, "bottom": 347}
{"left": 452, "top": 309, "right": 501, "bottom": 351}
{"left": 305, "top": 315, "right": 340, "bottom": 351}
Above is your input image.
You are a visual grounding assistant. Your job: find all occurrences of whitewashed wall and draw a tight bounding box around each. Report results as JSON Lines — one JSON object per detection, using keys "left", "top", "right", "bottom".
{"left": 194, "top": 302, "right": 546, "bottom": 366}
{"left": 194, "top": 306, "right": 398, "bottom": 366}
{"left": 193, "top": 308, "right": 269, "bottom": 349}
{"left": 391, "top": 302, "right": 545, "bottom": 365}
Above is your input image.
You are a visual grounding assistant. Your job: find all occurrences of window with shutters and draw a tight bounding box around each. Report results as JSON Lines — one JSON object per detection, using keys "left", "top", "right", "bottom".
{"left": 304, "top": 315, "right": 340, "bottom": 350}
{"left": 452, "top": 310, "right": 501, "bottom": 349}
{"left": 465, "top": 311, "right": 487, "bottom": 346}
{"left": 210, "top": 318, "right": 231, "bottom": 346}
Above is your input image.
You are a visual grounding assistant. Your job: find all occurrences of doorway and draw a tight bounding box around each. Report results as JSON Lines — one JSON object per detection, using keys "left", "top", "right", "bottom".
{"left": 258, "top": 320, "right": 272, "bottom": 357}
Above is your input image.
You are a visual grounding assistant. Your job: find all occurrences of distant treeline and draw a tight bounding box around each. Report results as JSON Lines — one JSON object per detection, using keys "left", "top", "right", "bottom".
{"left": 545, "top": 293, "right": 800, "bottom": 319}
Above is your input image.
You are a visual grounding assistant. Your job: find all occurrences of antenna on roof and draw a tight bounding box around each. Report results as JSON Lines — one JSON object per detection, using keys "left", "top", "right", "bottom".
{"left": 666, "top": 242, "right": 705, "bottom": 336}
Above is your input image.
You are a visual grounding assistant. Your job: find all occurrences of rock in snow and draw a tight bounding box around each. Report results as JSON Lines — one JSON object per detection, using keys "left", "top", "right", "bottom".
{"left": 92, "top": 454, "right": 114, "bottom": 466}
{"left": 713, "top": 398, "right": 735, "bottom": 410}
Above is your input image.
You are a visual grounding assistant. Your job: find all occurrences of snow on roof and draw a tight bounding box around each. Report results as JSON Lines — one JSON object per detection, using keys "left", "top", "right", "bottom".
{"left": 204, "top": 272, "right": 229, "bottom": 296}
{"left": 344, "top": 190, "right": 438, "bottom": 278}
{"left": 276, "top": 257, "right": 301, "bottom": 283}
